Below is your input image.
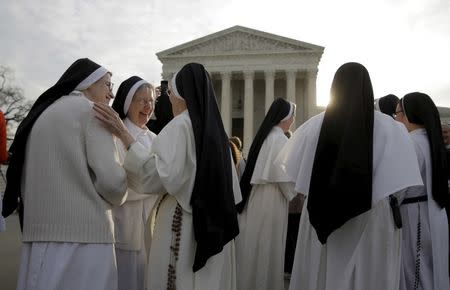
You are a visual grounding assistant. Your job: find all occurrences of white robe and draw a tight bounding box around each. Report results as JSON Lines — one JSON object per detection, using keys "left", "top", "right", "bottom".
{"left": 17, "top": 242, "right": 117, "bottom": 290}
{"left": 124, "top": 110, "right": 242, "bottom": 290}
{"left": 236, "top": 126, "right": 295, "bottom": 290}
{"left": 113, "top": 118, "right": 159, "bottom": 290}
{"left": 400, "top": 128, "right": 450, "bottom": 290}
{"left": 277, "top": 111, "right": 423, "bottom": 290}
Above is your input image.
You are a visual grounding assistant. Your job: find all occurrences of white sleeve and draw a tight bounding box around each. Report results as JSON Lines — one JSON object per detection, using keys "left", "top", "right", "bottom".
{"left": 85, "top": 111, "right": 127, "bottom": 206}
{"left": 123, "top": 142, "right": 166, "bottom": 196}
{"left": 276, "top": 114, "right": 323, "bottom": 196}
{"left": 124, "top": 114, "right": 197, "bottom": 213}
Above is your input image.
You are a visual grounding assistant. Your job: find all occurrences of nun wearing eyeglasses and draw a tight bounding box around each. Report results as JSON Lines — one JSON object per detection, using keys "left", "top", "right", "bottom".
{"left": 235, "top": 97, "right": 296, "bottom": 290}
{"left": 394, "top": 93, "right": 450, "bottom": 290}
{"left": 111, "top": 76, "right": 159, "bottom": 290}
{"left": 277, "top": 63, "right": 423, "bottom": 290}
{"left": 2, "top": 58, "right": 127, "bottom": 290}
{"left": 94, "top": 63, "right": 241, "bottom": 290}
{"left": 374, "top": 94, "right": 399, "bottom": 118}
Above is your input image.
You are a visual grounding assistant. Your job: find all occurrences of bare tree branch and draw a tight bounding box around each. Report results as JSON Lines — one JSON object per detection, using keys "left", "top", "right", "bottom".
{"left": 0, "top": 66, "right": 32, "bottom": 148}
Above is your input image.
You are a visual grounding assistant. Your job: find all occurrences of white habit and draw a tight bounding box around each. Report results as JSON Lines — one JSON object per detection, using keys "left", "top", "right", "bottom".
{"left": 236, "top": 126, "right": 295, "bottom": 290}
{"left": 114, "top": 118, "right": 159, "bottom": 290}
{"left": 124, "top": 110, "right": 242, "bottom": 290}
{"left": 17, "top": 92, "right": 128, "bottom": 290}
{"left": 277, "top": 111, "right": 423, "bottom": 290}
{"left": 400, "top": 128, "right": 450, "bottom": 290}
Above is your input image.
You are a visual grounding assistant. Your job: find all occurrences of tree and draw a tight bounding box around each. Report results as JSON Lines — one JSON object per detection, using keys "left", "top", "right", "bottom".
{"left": 0, "top": 66, "right": 33, "bottom": 146}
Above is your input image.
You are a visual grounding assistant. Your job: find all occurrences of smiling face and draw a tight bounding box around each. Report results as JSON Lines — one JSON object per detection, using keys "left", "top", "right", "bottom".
{"left": 84, "top": 73, "right": 114, "bottom": 104}
{"left": 127, "top": 84, "right": 155, "bottom": 128}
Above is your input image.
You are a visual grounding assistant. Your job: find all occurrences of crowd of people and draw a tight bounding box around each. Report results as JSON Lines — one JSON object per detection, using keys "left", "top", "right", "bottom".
{"left": 1, "top": 58, "right": 450, "bottom": 290}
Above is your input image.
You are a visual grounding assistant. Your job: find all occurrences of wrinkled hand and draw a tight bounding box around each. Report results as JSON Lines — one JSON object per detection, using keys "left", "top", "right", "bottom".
{"left": 94, "top": 103, "right": 136, "bottom": 149}
{"left": 93, "top": 103, "right": 127, "bottom": 137}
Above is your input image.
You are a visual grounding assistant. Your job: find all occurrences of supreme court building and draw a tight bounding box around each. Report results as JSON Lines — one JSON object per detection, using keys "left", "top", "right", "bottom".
{"left": 157, "top": 26, "right": 324, "bottom": 153}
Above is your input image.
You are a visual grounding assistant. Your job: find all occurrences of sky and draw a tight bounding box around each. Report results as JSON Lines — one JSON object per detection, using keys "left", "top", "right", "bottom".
{"left": 1, "top": 0, "right": 450, "bottom": 107}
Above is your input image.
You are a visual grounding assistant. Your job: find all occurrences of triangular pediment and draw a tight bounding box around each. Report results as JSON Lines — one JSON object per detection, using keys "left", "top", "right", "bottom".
{"left": 157, "top": 26, "right": 324, "bottom": 58}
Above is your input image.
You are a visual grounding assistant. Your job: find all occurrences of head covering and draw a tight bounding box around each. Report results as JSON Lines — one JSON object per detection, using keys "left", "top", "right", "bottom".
{"left": 147, "top": 88, "right": 174, "bottom": 134}
{"left": 172, "top": 63, "right": 239, "bottom": 271}
{"left": 308, "top": 62, "right": 374, "bottom": 244}
{"left": 2, "top": 58, "right": 108, "bottom": 224}
{"left": 399, "top": 92, "right": 449, "bottom": 207}
{"left": 374, "top": 94, "right": 399, "bottom": 118}
{"left": 111, "top": 76, "right": 150, "bottom": 119}
{"left": 237, "top": 98, "right": 294, "bottom": 213}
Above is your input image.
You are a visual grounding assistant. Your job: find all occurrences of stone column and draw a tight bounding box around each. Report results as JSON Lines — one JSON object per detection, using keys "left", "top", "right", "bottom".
{"left": 264, "top": 70, "right": 275, "bottom": 113}
{"left": 286, "top": 69, "right": 297, "bottom": 104}
{"left": 243, "top": 70, "right": 254, "bottom": 156}
{"left": 220, "top": 72, "right": 232, "bottom": 135}
{"left": 306, "top": 69, "right": 318, "bottom": 118}
{"left": 162, "top": 71, "right": 173, "bottom": 82}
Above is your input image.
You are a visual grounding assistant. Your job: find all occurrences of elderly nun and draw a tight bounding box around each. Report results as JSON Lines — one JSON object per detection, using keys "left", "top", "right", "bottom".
{"left": 111, "top": 76, "right": 159, "bottom": 290}
{"left": 3, "top": 58, "right": 127, "bottom": 290}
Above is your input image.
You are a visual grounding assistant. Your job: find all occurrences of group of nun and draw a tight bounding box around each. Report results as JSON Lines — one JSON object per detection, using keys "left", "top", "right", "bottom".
{"left": 1, "top": 57, "right": 449, "bottom": 290}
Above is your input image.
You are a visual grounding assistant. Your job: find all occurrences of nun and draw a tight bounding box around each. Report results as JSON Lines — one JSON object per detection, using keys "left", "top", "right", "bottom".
{"left": 374, "top": 94, "right": 399, "bottom": 118}
{"left": 94, "top": 63, "right": 242, "bottom": 290}
{"left": 277, "top": 62, "right": 423, "bottom": 290}
{"left": 235, "top": 97, "right": 296, "bottom": 290}
{"left": 2, "top": 58, "right": 127, "bottom": 290}
{"left": 111, "top": 76, "right": 159, "bottom": 290}
{"left": 394, "top": 93, "right": 450, "bottom": 290}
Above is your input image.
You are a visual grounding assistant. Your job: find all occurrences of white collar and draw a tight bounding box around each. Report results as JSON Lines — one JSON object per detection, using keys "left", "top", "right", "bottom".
{"left": 272, "top": 126, "right": 284, "bottom": 134}
{"left": 410, "top": 128, "right": 427, "bottom": 135}
{"left": 124, "top": 118, "right": 149, "bottom": 139}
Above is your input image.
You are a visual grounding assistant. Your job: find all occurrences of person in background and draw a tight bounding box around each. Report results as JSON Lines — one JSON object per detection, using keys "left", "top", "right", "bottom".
{"left": 374, "top": 94, "right": 399, "bottom": 118}
{"left": 0, "top": 109, "right": 7, "bottom": 232}
{"left": 147, "top": 81, "right": 173, "bottom": 134}
{"left": 235, "top": 98, "right": 296, "bottom": 290}
{"left": 395, "top": 93, "right": 450, "bottom": 290}
{"left": 279, "top": 62, "right": 423, "bottom": 290}
{"left": 230, "top": 136, "right": 246, "bottom": 180}
{"left": 229, "top": 139, "right": 241, "bottom": 170}
{"left": 0, "top": 110, "right": 6, "bottom": 164}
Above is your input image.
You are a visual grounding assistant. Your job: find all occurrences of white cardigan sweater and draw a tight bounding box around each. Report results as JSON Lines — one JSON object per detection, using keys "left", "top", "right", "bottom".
{"left": 21, "top": 91, "right": 127, "bottom": 243}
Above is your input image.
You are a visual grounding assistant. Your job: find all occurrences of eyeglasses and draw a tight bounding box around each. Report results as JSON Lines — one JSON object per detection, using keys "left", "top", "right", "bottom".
{"left": 392, "top": 110, "right": 403, "bottom": 118}
{"left": 105, "top": 81, "right": 114, "bottom": 91}
{"left": 133, "top": 97, "right": 156, "bottom": 106}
